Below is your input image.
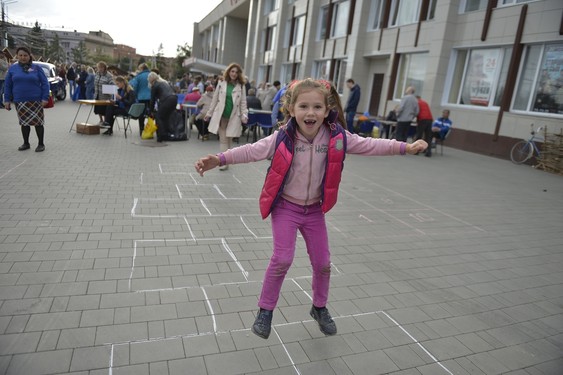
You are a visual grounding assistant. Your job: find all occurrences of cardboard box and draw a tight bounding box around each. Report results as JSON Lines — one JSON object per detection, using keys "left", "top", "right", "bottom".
{"left": 76, "top": 123, "right": 100, "bottom": 135}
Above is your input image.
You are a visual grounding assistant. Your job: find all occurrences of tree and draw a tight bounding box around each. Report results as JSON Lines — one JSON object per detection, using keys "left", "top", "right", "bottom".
{"left": 154, "top": 43, "right": 167, "bottom": 76}
{"left": 71, "top": 41, "right": 89, "bottom": 65}
{"left": 174, "top": 43, "right": 192, "bottom": 79}
{"left": 46, "top": 34, "right": 65, "bottom": 63}
{"left": 26, "top": 21, "right": 47, "bottom": 59}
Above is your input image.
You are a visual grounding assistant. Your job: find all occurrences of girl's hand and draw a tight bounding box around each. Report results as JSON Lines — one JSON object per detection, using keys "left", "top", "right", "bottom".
{"left": 406, "top": 139, "right": 428, "bottom": 154}
{"left": 241, "top": 115, "right": 248, "bottom": 124}
{"left": 194, "top": 154, "right": 220, "bottom": 176}
{"left": 41, "top": 100, "right": 48, "bottom": 108}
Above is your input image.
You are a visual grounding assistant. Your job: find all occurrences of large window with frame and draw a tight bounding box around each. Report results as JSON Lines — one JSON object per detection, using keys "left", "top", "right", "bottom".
{"left": 313, "top": 59, "right": 347, "bottom": 93}
{"left": 318, "top": 6, "right": 329, "bottom": 40}
{"left": 264, "top": 0, "right": 280, "bottom": 14}
{"left": 460, "top": 0, "right": 487, "bottom": 12}
{"left": 447, "top": 47, "right": 512, "bottom": 107}
{"left": 315, "top": 60, "right": 331, "bottom": 81}
{"left": 368, "top": 0, "right": 384, "bottom": 31}
{"left": 394, "top": 53, "right": 428, "bottom": 99}
{"left": 390, "top": 0, "right": 420, "bottom": 27}
{"left": 499, "top": 0, "right": 534, "bottom": 6}
{"left": 292, "top": 15, "right": 305, "bottom": 46}
{"left": 281, "top": 63, "right": 300, "bottom": 84}
{"left": 264, "top": 25, "right": 277, "bottom": 52}
{"left": 331, "top": 0, "right": 351, "bottom": 38}
{"left": 513, "top": 43, "right": 563, "bottom": 115}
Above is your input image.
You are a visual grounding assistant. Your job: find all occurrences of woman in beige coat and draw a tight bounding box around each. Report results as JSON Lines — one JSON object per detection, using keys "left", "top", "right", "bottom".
{"left": 205, "top": 62, "right": 248, "bottom": 170}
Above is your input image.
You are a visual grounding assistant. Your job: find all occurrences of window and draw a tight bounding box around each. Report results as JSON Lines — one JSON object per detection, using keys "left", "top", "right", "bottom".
{"left": 283, "top": 19, "right": 291, "bottom": 48}
{"left": 292, "top": 16, "right": 305, "bottom": 46}
{"left": 395, "top": 53, "right": 428, "bottom": 99}
{"left": 264, "top": 25, "right": 277, "bottom": 52}
{"left": 318, "top": 6, "right": 329, "bottom": 40}
{"left": 334, "top": 60, "right": 347, "bottom": 94}
{"left": 315, "top": 60, "right": 331, "bottom": 80}
{"left": 428, "top": 0, "right": 437, "bottom": 20}
{"left": 390, "top": 0, "right": 420, "bottom": 27}
{"left": 331, "top": 0, "right": 350, "bottom": 38}
{"left": 460, "top": 0, "right": 487, "bottom": 12}
{"left": 264, "top": 0, "right": 280, "bottom": 14}
{"left": 514, "top": 43, "right": 563, "bottom": 115}
{"left": 313, "top": 59, "right": 347, "bottom": 93}
{"left": 281, "top": 63, "right": 300, "bottom": 84}
{"left": 447, "top": 47, "right": 512, "bottom": 108}
{"left": 368, "top": 0, "right": 384, "bottom": 31}
{"left": 500, "top": 0, "right": 534, "bottom": 6}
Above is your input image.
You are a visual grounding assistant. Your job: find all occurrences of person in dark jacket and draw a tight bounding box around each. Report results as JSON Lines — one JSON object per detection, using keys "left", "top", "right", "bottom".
{"left": 102, "top": 76, "right": 137, "bottom": 136}
{"left": 66, "top": 63, "right": 77, "bottom": 99}
{"left": 246, "top": 88, "right": 262, "bottom": 110}
{"left": 148, "top": 71, "right": 177, "bottom": 142}
{"left": 3, "top": 46, "right": 50, "bottom": 152}
{"left": 76, "top": 65, "right": 89, "bottom": 100}
{"left": 345, "top": 78, "right": 361, "bottom": 134}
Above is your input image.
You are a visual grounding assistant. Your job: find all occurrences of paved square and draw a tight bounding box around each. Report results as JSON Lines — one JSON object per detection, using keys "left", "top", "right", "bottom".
{"left": 0, "top": 102, "right": 562, "bottom": 374}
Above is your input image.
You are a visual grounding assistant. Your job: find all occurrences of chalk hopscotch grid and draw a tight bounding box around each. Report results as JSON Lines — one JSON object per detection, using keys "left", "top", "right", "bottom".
{"left": 104, "top": 167, "right": 473, "bottom": 374}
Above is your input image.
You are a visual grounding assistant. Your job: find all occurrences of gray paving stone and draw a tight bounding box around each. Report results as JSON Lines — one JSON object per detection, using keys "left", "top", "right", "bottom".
{"left": 343, "top": 350, "right": 400, "bottom": 374}
{"left": 7, "top": 349, "right": 72, "bottom": 375}
{"left": 204, "top": 348, "right": 262, "bottom": 375}
{"left": 58, "top": 327, "right": 96, "bottom": 349}
{"left": 0, "top": 332, "right": 41, "bottom": 355}
{"left": 37, "top": 329, "right": 60, "bottom": 351}
{"left": 130, "top": 336, "right": 185, "bottom": 364}
{"left": 420, "top": 336, "right": 473, "bottom": 360}
{"left": 168, "top": 357, "right": 207, "bottom": 375}
{"left": 25, "top": 311, "right": 81, "bottom": 331}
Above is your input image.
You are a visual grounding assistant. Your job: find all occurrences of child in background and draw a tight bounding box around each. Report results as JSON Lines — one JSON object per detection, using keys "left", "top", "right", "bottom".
{"left": 194, "top": 78, "right": 427, "bottom": 339}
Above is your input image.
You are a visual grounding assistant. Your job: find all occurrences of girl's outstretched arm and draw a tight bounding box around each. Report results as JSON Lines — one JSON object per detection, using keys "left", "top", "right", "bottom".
{"left": 195, "top": 154, "right": 220, "bottom": 176}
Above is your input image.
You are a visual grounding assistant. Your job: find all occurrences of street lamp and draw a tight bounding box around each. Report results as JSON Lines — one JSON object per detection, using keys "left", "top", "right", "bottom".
{"left": 1, "top": 0, "right": 18, "bottom": 49}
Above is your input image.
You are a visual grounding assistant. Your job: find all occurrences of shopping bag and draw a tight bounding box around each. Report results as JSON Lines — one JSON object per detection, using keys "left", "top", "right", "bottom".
{"left": 45, "top": 92, "right": 55, "bottom": 109}
{"left": 162, "top": 111, "right": 187, "bottom": 141}
{"left": 142, "top": 117, "right": 158, "bottom": 139}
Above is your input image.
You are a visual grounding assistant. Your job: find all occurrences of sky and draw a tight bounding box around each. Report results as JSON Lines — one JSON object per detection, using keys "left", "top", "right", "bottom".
{"left": 4, "top": 0, "right": 224, "bottom": 57}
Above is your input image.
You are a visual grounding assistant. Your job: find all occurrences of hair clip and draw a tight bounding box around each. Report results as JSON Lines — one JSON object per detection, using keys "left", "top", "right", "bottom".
{"left": 317, "top": 79, "right": 331, "bottom": 91}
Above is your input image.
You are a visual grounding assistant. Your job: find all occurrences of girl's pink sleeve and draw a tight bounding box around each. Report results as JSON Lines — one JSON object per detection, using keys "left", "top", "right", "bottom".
{"left": 346, "top": 132, "right": 404, "bottom": 156}
{"left": 223, "top": 132, "right": 277, "bottom": 164}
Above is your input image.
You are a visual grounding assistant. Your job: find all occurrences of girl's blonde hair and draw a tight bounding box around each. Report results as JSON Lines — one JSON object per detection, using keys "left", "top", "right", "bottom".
{"left": 281, "top": 78, "right": 347, "bottom": 129}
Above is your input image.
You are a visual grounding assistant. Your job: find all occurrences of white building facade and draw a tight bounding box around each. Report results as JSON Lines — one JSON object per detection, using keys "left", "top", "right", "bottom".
{"left": 192, "top": 0, "right": 563, "bottom": 157}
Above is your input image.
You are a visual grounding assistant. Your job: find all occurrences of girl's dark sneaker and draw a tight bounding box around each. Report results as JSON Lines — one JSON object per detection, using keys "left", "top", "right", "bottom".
{"left": 310, "top": 306, "right": 337, "bottom": 336}
{"left": 251, "top": 309, "right": 273, "bottom": 339}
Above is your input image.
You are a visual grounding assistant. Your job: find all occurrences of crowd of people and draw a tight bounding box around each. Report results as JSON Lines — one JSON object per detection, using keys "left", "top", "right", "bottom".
{"left": 2, "top": 47, "right": 452, "bottom": 155}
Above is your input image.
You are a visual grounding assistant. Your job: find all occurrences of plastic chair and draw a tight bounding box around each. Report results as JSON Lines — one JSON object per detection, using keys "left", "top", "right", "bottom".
{"left": 247, "top": 112, "right": 273, "bottom": 143}
{"left": 176, "top": 94, "right": 186, "bottom": 107}
{"left": 437, "top": 127, "right": 452, "bottom": 155}
{"left": 116, "top": 103, "right": 146, "bottom": 139}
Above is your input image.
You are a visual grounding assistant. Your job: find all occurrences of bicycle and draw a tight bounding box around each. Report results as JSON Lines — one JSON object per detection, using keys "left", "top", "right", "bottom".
{"left": 510, "top": 124, "right": 543, "bottom": 164}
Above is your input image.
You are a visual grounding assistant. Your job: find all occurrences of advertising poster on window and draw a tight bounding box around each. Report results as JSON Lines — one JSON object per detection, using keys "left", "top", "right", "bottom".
{"left": 533, "top": 44, "right": 563, "bottom": 114}
{"left": 462, "top": 49, "right": 499, "bottom": 106}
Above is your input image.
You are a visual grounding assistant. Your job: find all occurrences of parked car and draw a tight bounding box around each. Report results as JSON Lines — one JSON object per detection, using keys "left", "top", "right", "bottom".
{"left": 33, "top": 61, "right": 66, "bottom": 101}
